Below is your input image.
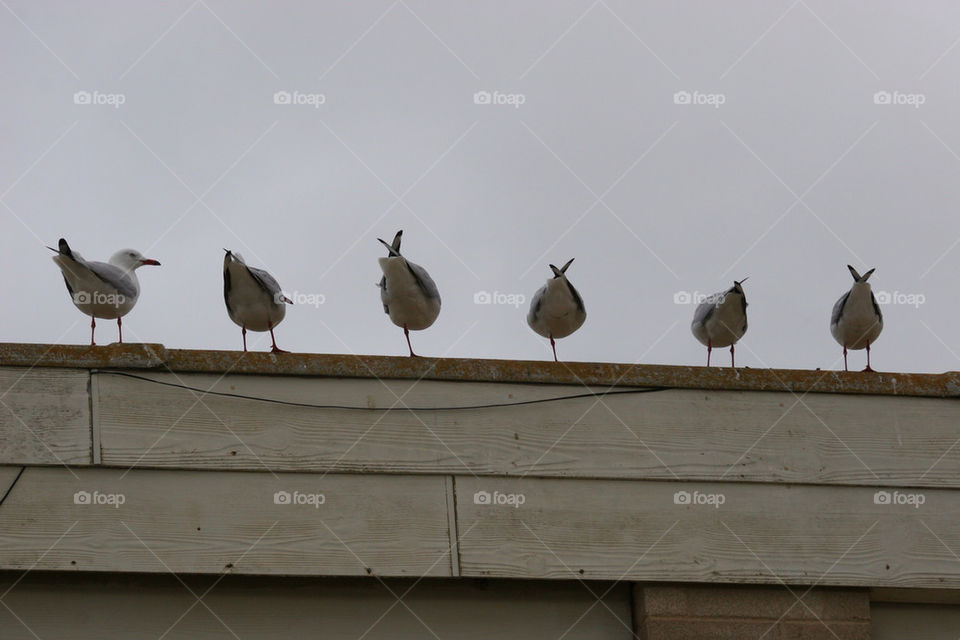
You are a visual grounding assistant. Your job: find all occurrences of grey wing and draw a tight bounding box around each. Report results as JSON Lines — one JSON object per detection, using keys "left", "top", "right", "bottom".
{"left": 527, "top": 286, "right": 545, "bottom": 323}
{"left": 692, "top": 300, "right": 715, "bottom": 328}
{"left": 870, "top": 292, "right": 883, "bottom": 323}
{"left": 407, "top": 261, "right": 441, "bottom": 304}
{"left": 831, "top": 292, "right": 849, "bottom": 328}
{"left": 86, "top": 261, "right": 138, "bottom": 299}
{"left": 247, "top": 266, "right": 283, "bottom": 299}
{"left": 379, "top": 275, "right": 389, "bottom": 314}
{"left": 565, "top": 280, "right": 585, "bottom": 313}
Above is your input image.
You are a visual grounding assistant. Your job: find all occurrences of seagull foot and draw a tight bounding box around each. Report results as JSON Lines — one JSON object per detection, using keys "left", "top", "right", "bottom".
{"left": 270, "top": 346, "right": 289, "bottom": 354}
{"left": 862, "top": 366, "right": 875, "bottom": 372}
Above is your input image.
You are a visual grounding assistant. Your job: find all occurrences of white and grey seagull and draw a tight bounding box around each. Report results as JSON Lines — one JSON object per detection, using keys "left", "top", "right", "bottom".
{"left": 691, "top": 279, "right": 748, "bottom": 367}
{"left": 527, "top": 258, "right": 586, "bottom": 362}
{"left": 223, "top": 249, "right": 292, "bottom": 353}
{"left": 378, "top": 230, "right": 441, "bottom": 357}
{"left": 831, "top": 265, "right": 883, "bottom": 372}
{"left": 50, "top": 238, "right": 160, "bottom": 345}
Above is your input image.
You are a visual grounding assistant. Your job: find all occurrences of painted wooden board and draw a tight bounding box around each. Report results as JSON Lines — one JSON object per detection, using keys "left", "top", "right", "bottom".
{"left": 0, "top": 367, "right": 91, "bottom": 465}
{"left": 0, "top": 467, "right": 452, "bottom": 577}
{"left": 0, "top": 574, "right": 633, "bottom": 640}
{"left": 97, "top": 371, "right": 960, "bottom": 487}
{"left": 455, "top": 476, "right": 960, "bottom": 589}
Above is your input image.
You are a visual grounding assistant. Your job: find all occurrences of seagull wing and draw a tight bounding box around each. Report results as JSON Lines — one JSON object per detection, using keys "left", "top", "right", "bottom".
{"left": 564, "top": 279, "right": 585, "bottom": 314}
{"left": 247, "top": 266, "right": 285, "bottom": 301}
{"left": 831, "top": 291, "right": 849, "bottom": 328}
{"left": 407, "top": 261, "right": 441, "bottom": 304}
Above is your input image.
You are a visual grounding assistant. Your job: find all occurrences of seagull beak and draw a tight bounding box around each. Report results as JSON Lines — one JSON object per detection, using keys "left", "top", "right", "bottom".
{"left": 141, "top": 258, "right": 161, "bottom": 266}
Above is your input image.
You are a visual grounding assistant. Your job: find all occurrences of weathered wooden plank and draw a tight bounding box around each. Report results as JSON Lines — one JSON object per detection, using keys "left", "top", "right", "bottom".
{"left": 0, "top": 367, "right": 91, "bottom": 465}
{"left": 455, "top": 476, "right": 960, "bottom": 589}
{"left": 0, "top": 468, "right": 451, "bottom": 576}
{"left": 0, "top": 574, "right": 633, "bottom": 639}
{"left": 97, "top": 371, "right": 960, "bottom": 487}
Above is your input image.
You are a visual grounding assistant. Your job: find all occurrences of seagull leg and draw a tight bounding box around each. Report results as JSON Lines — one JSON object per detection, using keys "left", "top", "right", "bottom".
{"left": 843, "top": 346, "right": 848, "bottom": 372}
{"left": 269, "top": 323, "right": 288, "bottom": 354}
{"left": 404, "top": 324, "right": 418, "bottom": 357}
{"left": 706, "top": 340, "right": 711, "bottom": 367}
{"left": 117, "top": 317, "right": 123, "bottom": 344}
{"left": 90, "top": 316, "right": 96, "bottom": 346}
{"left": 863, "top": 341, "right": 874, "bottom": 372}
{"left": 550, "top": 335, "right": 558, "bottom": 362}
{"left": 730, "top": 343, "right": 735, "bottom": 368}
{"left": 242, "top": 326, "right": 247, "bottom": 352}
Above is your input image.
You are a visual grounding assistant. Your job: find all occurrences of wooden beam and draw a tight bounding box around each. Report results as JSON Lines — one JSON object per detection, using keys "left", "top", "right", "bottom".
{"left": 455, "top": 476, "right": 960, "bottom": 589}
{"left": 0, "top": 468, "right": 452, "bottom": 577}
{"left": 96, "top": 371, "right": 960, "bottom": 487}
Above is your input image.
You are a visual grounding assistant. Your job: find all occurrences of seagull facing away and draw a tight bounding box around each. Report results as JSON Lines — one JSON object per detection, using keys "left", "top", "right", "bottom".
{"left": 377, "top": 230, "right": 441, "bottom": 357}
{"left": 49, "top": 238, "right": 160, "bottom": 345}
{"left": 223, "top": 250, "right": 292, "bottom": 353}
{"left": 831, "top": 265, "right": 883, "bottom": 372}
{"left": 527, "top": 258, "right": 586, "bottom": 362}
{"left": 691, "top": 279, "right": 748, "bottom": 367}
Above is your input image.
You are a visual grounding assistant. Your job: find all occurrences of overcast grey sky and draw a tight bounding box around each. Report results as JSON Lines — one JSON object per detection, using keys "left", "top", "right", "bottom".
{"left": 3, "top": 1, "right": 960, "bottom": 372}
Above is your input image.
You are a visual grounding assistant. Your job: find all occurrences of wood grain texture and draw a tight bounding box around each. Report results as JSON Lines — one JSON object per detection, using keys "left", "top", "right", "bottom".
{"left": 97, "top": 371, "right": 960, "bottom": 487}
{"left": 0, "top": 467, "right": 451, "bottom": 577}
{"left": 0, "top": 367, "right": 91, "bottom": 465}
{"left": 455, "top": 476, "right": 960, "bottom": 589}
{"left": 0, "top": 574, "right": 633, "bottom": 640}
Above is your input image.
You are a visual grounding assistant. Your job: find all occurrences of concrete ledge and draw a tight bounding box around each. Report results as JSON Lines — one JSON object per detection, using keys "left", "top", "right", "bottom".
{"left": 1, "top": 342, "right": 958, "bottom": 398}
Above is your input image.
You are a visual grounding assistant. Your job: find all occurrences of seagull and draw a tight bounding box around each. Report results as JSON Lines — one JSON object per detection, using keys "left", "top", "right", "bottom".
{"left": 49, "top": 238, "right": 160, "bottom": 345}
{"left": 378, "top": 230, "right": 441, "bottom": 357}
{"left": 831, "top": 265, "right": 883, "bottom": 372}
{"left": 691, "top": 279, "right": 748, "bottom": 367}
{"left": 527, "top": 258, "right": 586, "bottom": 362}
{"left": 223, "top": 250, "right": 292, "bottom": 353}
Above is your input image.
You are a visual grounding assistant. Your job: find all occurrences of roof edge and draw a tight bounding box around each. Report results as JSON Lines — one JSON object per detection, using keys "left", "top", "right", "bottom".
{"left": 0, "top": 342, "right": 958, "bottom": 398}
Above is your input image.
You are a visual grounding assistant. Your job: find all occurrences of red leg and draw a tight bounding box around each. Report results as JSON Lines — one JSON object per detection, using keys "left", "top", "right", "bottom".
{"left": 843, "top": 346, "right": 848, "bottom": 372}
{"left": 90, "top": 316, "right": 96, "bottom": 346}
{"left": 550, "top": 335, "right": 558, "bottom": 362}
{"left": 730, "top": 343, "right": 735, "bottom": 368}
{"left": 242, "top": 326, "right": 247, "bottom": 352}
{"left": 269, "top": 323, "right": 287, "bottom": 353}
{"left": 863, "top": 341, "right": 873, "bottom": 372}
{"left": 117, "top": 316, "right": 123, "bottom": 344}
{"left": 706, "top": 339, "right": 712, "bottom": 367}
{"left": 404, "top": 324, "right": 417, "bottom": 357}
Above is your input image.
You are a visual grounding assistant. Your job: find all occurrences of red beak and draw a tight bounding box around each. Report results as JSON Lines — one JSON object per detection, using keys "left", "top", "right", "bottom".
{"left": 140, "top": 258, "right": 161, "bottom": 266}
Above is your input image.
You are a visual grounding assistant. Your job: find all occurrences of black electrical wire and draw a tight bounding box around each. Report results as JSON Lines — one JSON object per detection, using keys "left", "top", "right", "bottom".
{"left": 96, "top": 370, "right": 672, "bottom": 412}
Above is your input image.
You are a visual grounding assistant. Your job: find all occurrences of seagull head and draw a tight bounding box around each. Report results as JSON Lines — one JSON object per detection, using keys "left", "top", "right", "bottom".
{"left": 110, "top": 249, "right": 160, "bottom": 271}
